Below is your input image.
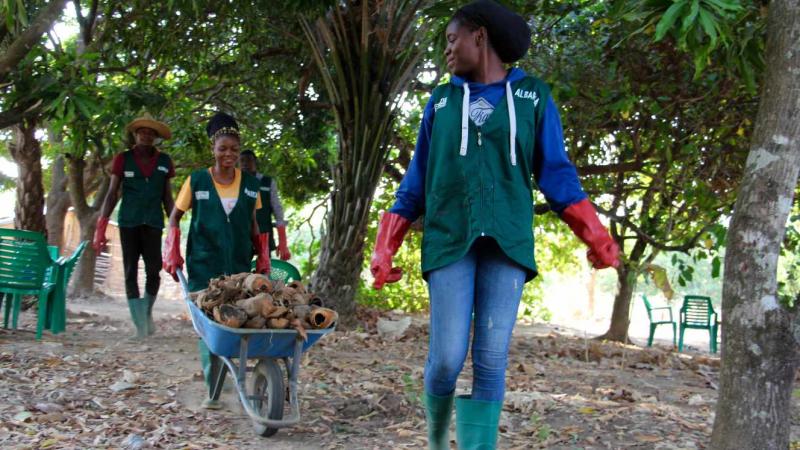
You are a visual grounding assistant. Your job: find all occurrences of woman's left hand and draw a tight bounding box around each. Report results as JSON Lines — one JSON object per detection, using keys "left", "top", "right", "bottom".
{"left": 254, "top": 233, "right": 271, "bottom": 274}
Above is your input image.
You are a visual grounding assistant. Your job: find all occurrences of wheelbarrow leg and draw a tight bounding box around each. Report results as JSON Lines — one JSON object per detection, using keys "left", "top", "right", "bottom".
{"left": 199, "top": 339, "right": 227, "bottom": 409}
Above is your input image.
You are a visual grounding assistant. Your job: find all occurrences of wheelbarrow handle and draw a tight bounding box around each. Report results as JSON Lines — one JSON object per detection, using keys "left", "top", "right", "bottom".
{"left": 176, "top": 269, "right": 190, "bottom": 298}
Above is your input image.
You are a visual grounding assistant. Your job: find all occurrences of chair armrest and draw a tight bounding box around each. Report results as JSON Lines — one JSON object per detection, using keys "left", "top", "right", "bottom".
{"left": 650, "top": 306, "right": 674, "bottom": 322}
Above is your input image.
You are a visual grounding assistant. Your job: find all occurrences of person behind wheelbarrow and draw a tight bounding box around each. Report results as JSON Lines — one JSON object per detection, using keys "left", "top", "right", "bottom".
{"left": 369, "top": 1, "right": 620, "bottom": 448}
{"left": 162, "top": 112, "right": 271, "bottom": 409}
{"left": 93, "top": 113, "right": 176, "bottom": 339}
{"left": 238, "top": 150, "right": 292, "bottom": 261}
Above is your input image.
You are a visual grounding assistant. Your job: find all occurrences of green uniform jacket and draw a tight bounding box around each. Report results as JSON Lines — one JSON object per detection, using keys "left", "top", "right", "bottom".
{"left": 255, "top": 174, "right": 275, "bottom": 250}
{"left": 423, "top": 76, "right": 549, "bottom": 281}
{"left": 186, "top": 169, "right": 259, "bottom": 291}
{"left": 117, "top": 151, "right": 172, "bottom": 229}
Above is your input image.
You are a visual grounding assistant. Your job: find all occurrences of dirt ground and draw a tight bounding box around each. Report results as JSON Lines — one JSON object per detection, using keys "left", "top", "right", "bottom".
{"left": 1, "top": 292, "right": 798, "bottom": 450}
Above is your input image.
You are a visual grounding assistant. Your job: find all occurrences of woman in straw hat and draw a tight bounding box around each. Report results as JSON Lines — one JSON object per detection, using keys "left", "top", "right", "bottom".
{"left": 94, "top": 113, "right": 175, "bottom": 340}
{"left": 162, "top": 112, "right": 270, "bottom": 409}
{"left": 369, "top": 1, "right": 619, "bottom": 448}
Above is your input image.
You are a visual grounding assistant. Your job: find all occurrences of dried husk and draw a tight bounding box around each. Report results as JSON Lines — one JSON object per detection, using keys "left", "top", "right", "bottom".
{"left": 243, "top": 316, "right": 267, "bottom": 329}
{"left": 288, "top": 280, "right": 306, "bottom": 294}
{"left": 244, "top": 274, "right": 272, "bottom": 294}
{"left": 267, "top": 318, "right": 290, "bottom": 329}
{"left": 266, "top": 306, "right": 288, "bottom": 319}
{"left": 212, "top": 304, "right": 247, "bottom": 328}
{"left": 307, "top": 307, "right": 338, "bottom": 329}
{"left": 235, "top": 293, "right": 273, "bottom": 318}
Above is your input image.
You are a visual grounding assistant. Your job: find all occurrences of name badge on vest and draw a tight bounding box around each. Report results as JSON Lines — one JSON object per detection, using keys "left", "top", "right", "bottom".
{"left": 157, "top": 165, "right": 168, "bottom": 173}
{"left": 195, "top": 191, "right": 209, "bottom": 200}
{"left": 244, "top": 188, "right": 258, "bottom": 199}
{"left": 124, "top": 171, "right": 134, "bottom": 178}
{"left": 260, "top": 186, "right": 270, "bottom": 192}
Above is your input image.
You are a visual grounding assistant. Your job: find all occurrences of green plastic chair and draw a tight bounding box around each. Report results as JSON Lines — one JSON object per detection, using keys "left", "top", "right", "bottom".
{"left": 47, "top": 241, "right": 88, "bottom": 334}
{"left": 642, "top": 294, "right": 676, "bottom": 347}
{"left": 678, "top": 295, "right": 719, "bottom": 353}
{"left": 0, "top": 229, "right": 59, "bottom": 340}
{"left": 269, "top": 259, "right": 301, "bottom": 283}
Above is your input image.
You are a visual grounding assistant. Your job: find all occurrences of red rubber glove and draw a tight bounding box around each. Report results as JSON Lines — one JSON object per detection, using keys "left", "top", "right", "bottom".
{"left": 92, "top": 216, "right": 109, "bottom": 252}
{"left": 162, "top": 226, "right": 184, "bottom": 281}
{"left": 276, "top": 225, "right": 291, "bottom": 261}
{"left": 254, "top": 233, "right": 271, "bottom": 274}
{"left": 561, "top": 199, "right": 620, "bottom": 269}
{"left": 370, "top": 212, "right": 412, "bottom": 289}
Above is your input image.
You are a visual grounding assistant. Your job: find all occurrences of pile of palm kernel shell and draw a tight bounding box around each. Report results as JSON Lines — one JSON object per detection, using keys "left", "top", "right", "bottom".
{"left": 193, "top": 273, "right": 337, "bottom": 339}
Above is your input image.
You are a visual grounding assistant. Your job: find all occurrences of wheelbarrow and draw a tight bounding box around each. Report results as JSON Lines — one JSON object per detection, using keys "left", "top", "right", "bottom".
{"left": 176, "top": 269, "right": 334, "bottom": 437}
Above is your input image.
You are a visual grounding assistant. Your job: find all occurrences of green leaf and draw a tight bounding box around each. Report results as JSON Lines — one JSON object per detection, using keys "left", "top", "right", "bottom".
{"left": 681, "top": 0, "right": 700, "bottom": 34}
{"left": 655, "top": 1, "right": 688, "bottom": 42}
{"left": 703, "top": 0, "right": 742, "bottom": 13}
{"left": 697, "top": 9, "right": 718, "bottom": 47}
{"left": 646, "top": 264, "right": 675, "bottom": 300}
{"left": 711, "top": 256, "right": 721, "bottom": 278}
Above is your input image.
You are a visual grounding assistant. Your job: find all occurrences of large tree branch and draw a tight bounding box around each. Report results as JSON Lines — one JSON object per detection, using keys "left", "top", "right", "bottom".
{"left": 0, "top": 0, "right": 69, "bottom": 82}
{"left": 595, "top": 202, "right": 721, "bottom": 252}
{"left": 577, "top": 161, "right": 645, "bottom": 176}
{"left": 0, "top": 99, "right": 43, "bottom": 130}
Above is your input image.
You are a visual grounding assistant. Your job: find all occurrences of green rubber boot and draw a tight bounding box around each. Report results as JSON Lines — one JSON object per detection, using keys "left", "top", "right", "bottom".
{"left": 424, "top": 392, "right": 454, "bottom": 450}
{"left": 455, "top": 395, "right": 503, "bottom": 450}
{"left": 127, "top": 298, "right": 150, "bottom": 339}
{"left": 198, "top": 340, "right": 221, "bottom": 409}
{"left": 143, "top": 292, "right": 156, "bottom": 336}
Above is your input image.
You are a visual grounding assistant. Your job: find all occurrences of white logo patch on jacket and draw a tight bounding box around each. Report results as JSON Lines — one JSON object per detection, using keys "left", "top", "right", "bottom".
{"left": 514, "top": 89, "right": 539, "bottom": 107}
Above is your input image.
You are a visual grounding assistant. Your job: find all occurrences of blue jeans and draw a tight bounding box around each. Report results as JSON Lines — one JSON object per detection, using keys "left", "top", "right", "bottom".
{"left": 424, "top": 238, "right": 526, "bottom": 402}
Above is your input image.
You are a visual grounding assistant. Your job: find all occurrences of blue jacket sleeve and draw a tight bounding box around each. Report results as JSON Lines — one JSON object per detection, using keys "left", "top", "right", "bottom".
{"left": 533, "top": 96, "right": 587, "bottom": 214}
{"left": 388, "top": 97, "right": 435, "bottom": 221}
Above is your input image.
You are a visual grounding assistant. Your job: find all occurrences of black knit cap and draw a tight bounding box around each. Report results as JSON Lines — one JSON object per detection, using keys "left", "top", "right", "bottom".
{"left": 455, "top": 0, "right": 531, "bottom": 63}
{"left": 206, "top": 112, "right": 240, "bottom": 141}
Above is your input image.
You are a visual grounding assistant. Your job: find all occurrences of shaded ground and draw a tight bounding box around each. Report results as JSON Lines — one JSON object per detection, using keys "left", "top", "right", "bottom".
{"left": 1, "top": 294, "right": 798, "bottom": 449}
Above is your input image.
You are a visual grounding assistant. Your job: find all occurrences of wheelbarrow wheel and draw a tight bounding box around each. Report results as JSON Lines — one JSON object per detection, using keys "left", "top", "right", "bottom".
{"left": 248, "top": 358, "right": 285, "bottom": 437}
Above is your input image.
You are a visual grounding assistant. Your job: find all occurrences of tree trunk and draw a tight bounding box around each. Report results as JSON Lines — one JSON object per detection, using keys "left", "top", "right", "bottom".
{"left": 8, "top": 119, "right": 46, "bottom": 234}
{"left": 45, "top": 155, "right": 71, "bottom": 248}
{"left": 66, "top": 154, "right": 108, "bottom": 297}
{"left": 710, "top": 2, "right": 800, "bottom": 448}
{"left": 302, "top": 0, "right": 429, "bottom": 325}
{"left": 312, "top": 179, "right": 375, "bottom": 324}
{"left": 596, "top": 263, "right": 636, "bottom": 342}
{"left": 597, "top": 237, "right": 648, "bottom": 342}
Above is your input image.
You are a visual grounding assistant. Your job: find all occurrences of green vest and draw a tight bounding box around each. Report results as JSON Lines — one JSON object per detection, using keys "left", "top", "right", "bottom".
{"left": 117, "top": 150, "right": 171, "bottom": 229}
{"left": 422, "top": 76, "right": 549, "bottom": 281}
{"left": 255, "top": 174, "right": 275, "bottom": 250}
{"left": 186, "top": 169, "right": 260, "bottom": 291}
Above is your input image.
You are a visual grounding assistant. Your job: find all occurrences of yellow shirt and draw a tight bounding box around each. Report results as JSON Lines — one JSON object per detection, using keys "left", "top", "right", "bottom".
{"left": 175, "top": 168, "right": 262, "bottom": 214}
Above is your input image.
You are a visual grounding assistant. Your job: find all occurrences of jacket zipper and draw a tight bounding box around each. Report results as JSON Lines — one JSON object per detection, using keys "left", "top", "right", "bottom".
{"left": 477, "top": 127, "right": 485, "bottom": 237}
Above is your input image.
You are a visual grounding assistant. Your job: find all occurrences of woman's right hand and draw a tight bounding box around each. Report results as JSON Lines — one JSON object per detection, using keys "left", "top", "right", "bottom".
{"left": 92, "top": 216, "right": 109, "bottom": 252}
{"left": 162, "top": 226, "right": 184, "bottom": 281}
{"left": 370, "top": 212, "right": 412, "bottom": 289}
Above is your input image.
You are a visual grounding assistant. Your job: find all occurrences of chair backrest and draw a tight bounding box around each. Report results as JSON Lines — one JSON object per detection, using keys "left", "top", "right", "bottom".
{"left": 269, "top": 259, "right": 301, "bottom": 283}
{"left": 62, "top": 241, "right": 88, "bottom": 284}
{"left": 642, "top": 294, "right": 654, "bottom": 321}
{"left": 681, "top": 295, "right": 714, "bottom": 326}
{"left": 0, "top": 229, "right": 54, "bottom": 290}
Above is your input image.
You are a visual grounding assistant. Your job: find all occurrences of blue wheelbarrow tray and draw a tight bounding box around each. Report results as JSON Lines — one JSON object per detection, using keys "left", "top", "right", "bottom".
{"left": 176, "top": 270, "right": 334, "bottom": 436}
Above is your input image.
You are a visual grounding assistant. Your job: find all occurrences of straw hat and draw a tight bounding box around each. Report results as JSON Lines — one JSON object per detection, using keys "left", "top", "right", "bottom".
{"left": 125, "top": 113, "right": 172, "bottom": 139}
